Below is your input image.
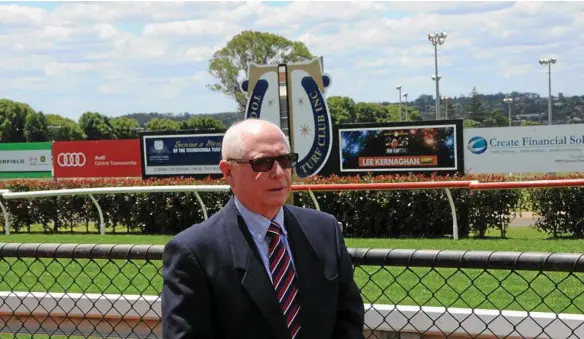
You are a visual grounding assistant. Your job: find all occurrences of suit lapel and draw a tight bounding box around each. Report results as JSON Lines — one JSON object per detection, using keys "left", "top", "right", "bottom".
{"left": 223, "top": 197, "right": 291, "bottom": 339}
{"left": 284, "top": 206, "right": 329, "bottom": 339}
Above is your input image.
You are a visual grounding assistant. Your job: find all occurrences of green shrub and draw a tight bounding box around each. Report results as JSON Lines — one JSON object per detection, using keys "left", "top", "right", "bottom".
{"left": 527, "top": 174, "right": 584, "bottom": 238}
{"left": 0, "top": 173, "right": 541, "bottom": 238}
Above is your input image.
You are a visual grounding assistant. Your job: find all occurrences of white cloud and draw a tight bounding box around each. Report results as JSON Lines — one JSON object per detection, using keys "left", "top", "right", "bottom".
{"left": 44, "top": 62, "right": 98, "bottom": 76}
{"left": 257, "top": 1, "right": 386, "bottom": 27}
{"left": 0, "top": 4, "right": 47, "bottom": 25}
{"left": 143, "top": 19, "right": 241, "bottom": 38}
{"left": 0, "top": 1, "right": 583, "bottom": 119}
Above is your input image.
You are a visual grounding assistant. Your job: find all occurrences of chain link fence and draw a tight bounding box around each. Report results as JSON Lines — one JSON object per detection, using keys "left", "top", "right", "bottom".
{"left": 1, "top": 243, "right": 583, "bottom": 338}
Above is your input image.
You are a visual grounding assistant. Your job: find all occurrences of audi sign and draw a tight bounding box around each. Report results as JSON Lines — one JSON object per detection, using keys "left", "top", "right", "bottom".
{"left": 52, "top": 140, "right": 142, "bottom": 178}
{"left": 57, "top": 153, "right": 86, "bottom": 167}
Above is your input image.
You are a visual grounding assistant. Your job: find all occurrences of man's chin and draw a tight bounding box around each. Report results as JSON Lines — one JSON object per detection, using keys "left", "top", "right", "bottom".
{"left": 265, "top": 189, "right": 290, "bottom": 202}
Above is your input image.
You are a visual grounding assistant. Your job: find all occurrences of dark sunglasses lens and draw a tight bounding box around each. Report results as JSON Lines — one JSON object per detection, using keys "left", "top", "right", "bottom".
{"left": 251, "top": 158, "right": 273, "bottom": 172}
{"left": 278, "top": 154, "right": 296, "bottom": 168}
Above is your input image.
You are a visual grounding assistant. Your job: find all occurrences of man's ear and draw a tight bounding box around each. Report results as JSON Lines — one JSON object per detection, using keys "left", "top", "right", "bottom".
{"left": 219, "top": 160, "right": 233, "bottom": 185}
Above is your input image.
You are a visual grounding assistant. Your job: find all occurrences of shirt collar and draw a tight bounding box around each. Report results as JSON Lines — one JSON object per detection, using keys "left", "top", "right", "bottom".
{"left": 234, "top": 196, "right": 286, "bottom": 242}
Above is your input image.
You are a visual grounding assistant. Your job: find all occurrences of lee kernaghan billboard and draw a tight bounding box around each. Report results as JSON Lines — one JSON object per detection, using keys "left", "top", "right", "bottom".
{"left": 464, "top": 124, "right": 584, "bottom": 173}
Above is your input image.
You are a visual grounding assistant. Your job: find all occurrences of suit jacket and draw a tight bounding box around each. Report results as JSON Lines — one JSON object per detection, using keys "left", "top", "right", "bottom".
{"left": 161, "top": 197, "right": 365, "bottom": 339}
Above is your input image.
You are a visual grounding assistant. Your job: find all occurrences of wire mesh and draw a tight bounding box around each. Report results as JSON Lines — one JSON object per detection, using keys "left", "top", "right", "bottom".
{"left": 0, "top": 244, "right": 583, "bottom": 339}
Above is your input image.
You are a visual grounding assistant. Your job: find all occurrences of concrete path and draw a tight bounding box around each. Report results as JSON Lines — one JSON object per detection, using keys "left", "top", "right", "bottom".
{"left": 509, "top": 211, "right": 537, "bottom": 227}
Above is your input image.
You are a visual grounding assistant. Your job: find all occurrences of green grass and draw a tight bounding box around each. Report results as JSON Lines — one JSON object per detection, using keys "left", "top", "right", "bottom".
{"left": 1, "top": 227, "right": 583, "bottom": 315}
{"left": 2, "top": 225, "right": 583, "bottom": 253}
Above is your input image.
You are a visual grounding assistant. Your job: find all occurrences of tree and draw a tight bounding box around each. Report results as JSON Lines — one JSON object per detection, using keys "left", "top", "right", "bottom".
{"left": 354, "top": 102, "right": 388, "bottom": 123}
{"left": 145, "top": 118, "right": 181, "bottom": 131}
{"left": 180, "top": 117, "right": 225, "bottom": 130}
{"left": 327, "top": 96, "right": 356, "bottom": 124}
{"left": 444, "top": 101, "right": 456, "bottom": 119}
{"left": 464, "top": 119, "right": 481, "bottom": 128}
{"left": 24, "top": 111, "right": 49, "bottom": 142}
{"left": 483, "top": 109, "right": 509, "bottom": 127}
{"left": 208, "top": 30, "right": 314, "bottom": 118}
{"left": 46, "top": 114, "right": 86, "bottom": 141}
{"left": 110, "top": 117, "right": 142, "bottom": 139}
{"left": 0, "top": 99, "right": 35, "bottom": 142}
{"left": 79, "top": 112, "right": 116, "bottom": 140}
{"left": 468, "top": 87, "right": 486, "bottom": 122}
{"left": 398, "top": 104, "right": 422, "bottom": 121}
{"left": 521, "top": 120, "right": 540, "bottom": 126}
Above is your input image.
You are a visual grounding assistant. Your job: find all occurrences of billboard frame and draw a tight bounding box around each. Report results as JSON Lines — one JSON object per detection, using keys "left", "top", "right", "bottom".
{"left": 0, "top": 142, "right": 52, "bottom": 179}
{"left": 464, "top": 123, "right": 584, "bottom": 174}
{"left": 51, "top": 139, "right": 142, "bottom": 179}
{"left": 139, "top": 128, "right": 227, "bottom": 180}
{"left": 319, "top": 119, "right": 465, "bottom": 177}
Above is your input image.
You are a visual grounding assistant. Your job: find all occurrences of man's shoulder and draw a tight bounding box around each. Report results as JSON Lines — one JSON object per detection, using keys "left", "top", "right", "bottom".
{"left": 284, "top": 204, "right": 335, "bottom": 219}
{"left": 166, "top": 208, "right": 225, "bottom": 250}
{"left": 284, "top": 204, "right": 338, "bottom": 226}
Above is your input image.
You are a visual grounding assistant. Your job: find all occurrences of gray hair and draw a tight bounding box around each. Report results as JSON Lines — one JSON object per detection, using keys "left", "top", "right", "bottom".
{"left": 221, "top": 119, "right": 290, "bottom": 160}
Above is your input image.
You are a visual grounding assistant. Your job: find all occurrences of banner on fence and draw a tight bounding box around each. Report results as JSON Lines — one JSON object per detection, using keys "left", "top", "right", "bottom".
{"left": 317, "top": 120, "right": 465, "bottom": 176}
{"left": 0, "top": 142, "right": 52, "bottom": 178}
{"left": 140, "top": 131, "right": 225, "bottom": 179}
{"left": 464, "top": 124, "right": 584, "bottom": 174}
{"left": 52, "top": 139, "right": 142, "bottom": 178}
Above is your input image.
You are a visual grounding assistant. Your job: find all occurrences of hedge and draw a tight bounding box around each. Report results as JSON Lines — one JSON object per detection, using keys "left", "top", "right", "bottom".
{"left": 1, "top": 173, "right": 583, "bottom": 238}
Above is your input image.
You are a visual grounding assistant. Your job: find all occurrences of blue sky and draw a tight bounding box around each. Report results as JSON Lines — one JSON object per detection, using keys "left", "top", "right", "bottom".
{"left": 1, "top": 1, "right": 583, "bottom": 121}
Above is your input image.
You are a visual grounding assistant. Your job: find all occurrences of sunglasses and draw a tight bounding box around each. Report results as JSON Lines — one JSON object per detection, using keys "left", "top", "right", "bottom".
{"left": 228, "top": 153, "right": 299, "bottom": 172}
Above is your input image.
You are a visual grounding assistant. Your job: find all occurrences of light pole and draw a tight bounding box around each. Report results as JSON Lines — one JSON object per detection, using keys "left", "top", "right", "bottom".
{"left": 402, "top": 93, "right": 408, "bottom": 120}
{"left": 503, "top": 98, "right": 514, "bottom": 127}
{"left": 396, "top": 85, "right": 402, "bottom": 120}
{"left": 428, "top": 32, "right": 447, "bottom": 120}
{"left": 442, "top": 96, "right": 449, "bottom": 119}
{"left": 538, "top": 57, "right": 556, "bottom": 125}
{"left": 432, "top": 75, "right": 442, "bottom": 118}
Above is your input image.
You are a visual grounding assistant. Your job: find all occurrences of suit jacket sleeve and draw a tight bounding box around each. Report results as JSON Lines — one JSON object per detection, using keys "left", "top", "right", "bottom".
{"left": 161, "top": 237, "right": 213, "bottom": 339}
{"left": 332, "top": 217, "right": 366, "bottom": 339}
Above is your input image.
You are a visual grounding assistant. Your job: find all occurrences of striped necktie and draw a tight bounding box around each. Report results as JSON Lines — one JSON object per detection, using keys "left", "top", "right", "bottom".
{"left": 267, "top": 221, "right": 302, "bottom": 339}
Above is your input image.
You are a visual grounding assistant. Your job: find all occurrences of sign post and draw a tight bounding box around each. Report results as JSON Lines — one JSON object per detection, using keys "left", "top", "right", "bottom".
{"left": 240, "top": 58, "right": 334, "bottom": 205}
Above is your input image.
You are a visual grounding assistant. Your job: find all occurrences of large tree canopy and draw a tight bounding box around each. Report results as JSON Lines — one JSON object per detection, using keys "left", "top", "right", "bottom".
{"left": 207, "top": 30, "right": 314, "bottom": 117}
{"left": 0, "top": 99, "right": 35, "bottom": 142}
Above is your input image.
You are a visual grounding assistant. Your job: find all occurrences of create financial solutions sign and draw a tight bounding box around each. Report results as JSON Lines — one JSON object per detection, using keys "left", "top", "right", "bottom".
{"left": 140, "top": 132, "right": 224, "bottom": 178}
{"left": 464, "top": 124, "right": 584, "bottom": 173}
{"left": 52, "top": 139, "right": 142, "bottom": 178}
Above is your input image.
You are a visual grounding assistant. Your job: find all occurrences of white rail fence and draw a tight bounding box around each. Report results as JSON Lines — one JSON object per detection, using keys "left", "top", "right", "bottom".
{"left": 2, "top": 178, "right": 584, "bottom": 238}
{"left": 0, "top": 182, "right": 469, "bottom": 239}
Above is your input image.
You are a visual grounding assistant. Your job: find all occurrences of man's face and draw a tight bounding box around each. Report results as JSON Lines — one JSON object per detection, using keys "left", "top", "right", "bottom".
{"left": 220, "top": 125, "right": 292, "bottom": 218}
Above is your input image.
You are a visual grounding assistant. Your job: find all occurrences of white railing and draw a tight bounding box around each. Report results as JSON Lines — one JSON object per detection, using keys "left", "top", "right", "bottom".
{"left": 0, "top": 181, "right": 472, "bottom": 238}
{"left": 2, "top": 178, "right": 584, "bottom": 237}
{"left": 0, "top": 190, "right": 9, "bottom": 235}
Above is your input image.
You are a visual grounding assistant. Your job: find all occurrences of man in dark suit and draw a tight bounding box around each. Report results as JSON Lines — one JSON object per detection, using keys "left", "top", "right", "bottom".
{"left": 161, "top": 118, "right": 365, "bottom": 339}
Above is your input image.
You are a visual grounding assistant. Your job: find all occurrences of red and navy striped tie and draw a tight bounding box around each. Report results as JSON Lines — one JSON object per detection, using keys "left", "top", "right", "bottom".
{"left": 268, "top": 221, "right": 301, "bottom": 339}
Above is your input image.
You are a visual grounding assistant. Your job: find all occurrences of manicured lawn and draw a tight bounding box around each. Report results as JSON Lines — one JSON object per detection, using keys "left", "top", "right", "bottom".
{"left": 1, "top": 227, "right": 583, "bottom": 315}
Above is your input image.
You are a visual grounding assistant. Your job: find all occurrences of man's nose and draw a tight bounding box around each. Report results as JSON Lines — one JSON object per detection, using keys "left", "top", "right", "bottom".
{"left": 269, "top": 160, "right": 285, "bottom": 178}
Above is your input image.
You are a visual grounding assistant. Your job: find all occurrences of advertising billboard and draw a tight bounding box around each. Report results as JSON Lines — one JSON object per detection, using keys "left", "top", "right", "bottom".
{"left": 0, "top": 142, "right": 52, "bottom": 178}
{"left": 52, "top": 139, "right": 142, "bottom": 178}
{"left": 140, "top": 131, "right": 225, "bottom": 179}
{"left": 317, "top": 120, "right": 465, "bottom": 176}
{"left": 464, "top": 124, "right": 584, "bottom": 174}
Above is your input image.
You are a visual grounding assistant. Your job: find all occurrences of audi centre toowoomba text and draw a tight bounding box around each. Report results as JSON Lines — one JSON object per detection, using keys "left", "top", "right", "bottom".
{"left": 57, "top": 153, "right": 137, "bottom": 167}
